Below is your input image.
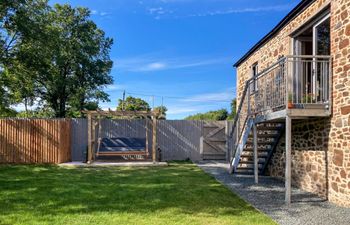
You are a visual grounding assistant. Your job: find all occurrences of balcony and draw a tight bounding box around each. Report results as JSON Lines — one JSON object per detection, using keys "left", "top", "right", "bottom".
{"left": 230, "top": 55, "right": 332, "bottom": 177}
{"left": 238, "top": 55, "right": 332, "bottom": 124}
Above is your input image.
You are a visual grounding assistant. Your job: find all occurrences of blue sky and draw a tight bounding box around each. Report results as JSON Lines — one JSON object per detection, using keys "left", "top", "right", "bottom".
{"left": 50, "top": 0, "right": 300, "bottom": 119}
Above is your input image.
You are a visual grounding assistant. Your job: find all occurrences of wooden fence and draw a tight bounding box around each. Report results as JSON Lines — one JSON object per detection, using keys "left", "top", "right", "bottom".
{"left": 0, "top": 119, "right": 71, "bottom": 164}
{"left": 0, "top": 118, "right": 230, "bottom": 164}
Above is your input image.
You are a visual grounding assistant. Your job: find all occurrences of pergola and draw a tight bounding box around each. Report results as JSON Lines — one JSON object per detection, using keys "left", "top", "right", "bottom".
{"left": 82, "top": 109, "right": 161, "bottom": 164}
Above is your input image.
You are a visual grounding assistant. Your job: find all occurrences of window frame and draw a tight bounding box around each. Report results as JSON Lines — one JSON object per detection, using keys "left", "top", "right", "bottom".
{"left": 251, "top": 62, "right": 259, "bottom": 93}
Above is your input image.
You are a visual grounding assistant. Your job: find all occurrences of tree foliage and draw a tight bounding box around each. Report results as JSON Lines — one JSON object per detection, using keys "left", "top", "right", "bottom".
{"left": 117, "top": 96, "right": 151, "bottom": 112}
{"left": 227, "top": 98, "right": 237, "bottom": 120}
{"left": 154, "top": 105, "right": 167, "bottom": 120}
{"left": 0, "top": 1, "right": 113, "bottom": 118}
{"left": 185, "top": 109, "right": 229, "bottom": 121}
{"left": 185, "top": 98, "right": 237, "bottom": 121}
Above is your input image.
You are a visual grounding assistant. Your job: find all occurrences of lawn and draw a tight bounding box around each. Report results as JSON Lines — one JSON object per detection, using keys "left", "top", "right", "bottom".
{"left": 0, "top": 162, "right": 276, "bottom": 225}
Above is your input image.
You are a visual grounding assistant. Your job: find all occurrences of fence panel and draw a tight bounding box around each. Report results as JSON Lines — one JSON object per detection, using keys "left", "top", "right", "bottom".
{"left": 157, "top": 120, "right": 204, "bottom": 161}
{"left": 0, "top": 119, "right": 71, "bottom": 164}
{"left": 70, "top": 119, "right": 229, "bottom": 162}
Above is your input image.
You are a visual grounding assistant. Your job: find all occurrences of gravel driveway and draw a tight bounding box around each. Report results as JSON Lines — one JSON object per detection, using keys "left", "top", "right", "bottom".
{"left": 197, "top": 161, "right": 350, "bottom": 225}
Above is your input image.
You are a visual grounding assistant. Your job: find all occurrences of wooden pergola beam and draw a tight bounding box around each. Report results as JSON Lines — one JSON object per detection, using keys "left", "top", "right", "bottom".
{"left": 82, "top": 110, "right": 160, "bottom": 117}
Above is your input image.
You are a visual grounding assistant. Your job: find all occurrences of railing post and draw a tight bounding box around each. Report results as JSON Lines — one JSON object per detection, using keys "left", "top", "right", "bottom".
{"left": 328, "top": 57, "right": 332, "bottom": 114}
{"left": 285, "top": 115, "right": 292, "bottom": 205}
{"left": 247, "top": 84, "right": 251, "bottom": 115}
{"left": 285, "top": 57, "right": 290, "bottom": 108}
{"left": 253, "top": 119, "right": 258, "bottom": 184}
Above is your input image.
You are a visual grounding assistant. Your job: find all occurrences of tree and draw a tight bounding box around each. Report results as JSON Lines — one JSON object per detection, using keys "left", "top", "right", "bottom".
{"left": 0, "top": 0, "right": 38, "bottom": 116}
{"left": 185, "top": 109, "right": 228, "bottom": 121}
{"left": 2, "top": 2, "right": 114, "bottom": 118}
{"left": 154, "top": 106, "right": 167, "bottom": 120}
{"left": 117, "top": 96, "right": 151, "bottom": 112}
{"left": 227, "top": 98, "right": 237, "bottom": 120}
{"left": 30, "top": 4, "right": 113, "bottom": 117}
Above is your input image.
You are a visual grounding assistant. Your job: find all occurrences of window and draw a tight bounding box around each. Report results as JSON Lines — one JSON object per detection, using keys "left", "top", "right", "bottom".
{"left": 251, "top": 62, "right": 258, "bottom": 92}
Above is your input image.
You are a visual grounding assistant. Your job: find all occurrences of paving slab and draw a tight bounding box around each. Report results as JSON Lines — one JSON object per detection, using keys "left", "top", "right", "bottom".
{"left": 197, "top": 160, "right": 350, "bottom": 225}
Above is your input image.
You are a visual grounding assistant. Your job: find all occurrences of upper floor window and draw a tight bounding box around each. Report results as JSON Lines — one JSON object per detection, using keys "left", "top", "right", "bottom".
{"left": 251, "top": 62, "right": 258, "bottom": 92}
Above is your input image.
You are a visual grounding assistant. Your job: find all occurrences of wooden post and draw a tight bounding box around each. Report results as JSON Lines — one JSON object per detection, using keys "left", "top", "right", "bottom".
{"left": 200, "top": 136, "right": 204, "bottom": 156}
{"left": 253, "top": 121, "right": 258, "bottom": 184}
{"left": 152, "top": 117, "right": 157, "bottom": 163}
{"left": 91, "top": 117, "right": 96, "bottom": 162}
{"left": 145, "top": 118, "right": 149, "bottom": 156}
{"left": 285, "top": 115, "right": 292, "bottom": 205}
{"left": 225, "top": 120, "right": 229, "bottom": 161}
{"left": 87, "top": 114, "right": 92, "bottom": 163}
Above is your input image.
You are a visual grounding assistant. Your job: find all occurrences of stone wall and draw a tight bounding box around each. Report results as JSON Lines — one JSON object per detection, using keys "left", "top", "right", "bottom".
{"left": 236, "top": 0, "right": 350, "bottom": 207}
{"left": 267, "top": 118, "right": 330, "bottom": 198}
{"left": 327, "top": 0, "right": 350, "bottom": 207}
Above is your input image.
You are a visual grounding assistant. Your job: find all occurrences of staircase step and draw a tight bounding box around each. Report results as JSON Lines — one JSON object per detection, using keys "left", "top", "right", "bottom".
{"left": 257, "top": 127, "right": 280, "bottom": 130}
{"left": 248, "top": 134, "right": 278, "bottom": 138}
{"left": 237, "top": 164, "right": 263, "bottom": 169}
{"left": 244, "top": 148, "right": 270, "bottom": 152}
{"left": 239, "top": 160, "right": 265, "bottom": 164}
{"left": 241, "top": 154, "right": 268, "bottom": 158}
{"left": 246, "top": 141, "right": 274, "bottom": 145}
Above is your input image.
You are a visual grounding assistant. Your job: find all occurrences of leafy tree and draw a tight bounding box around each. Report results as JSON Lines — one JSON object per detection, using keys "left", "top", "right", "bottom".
{"left": 154, "top": 106, "right": 167, "bottom": 120}
{"left": 185, "top": 109, "right": 228, "bottom": 121}
{"left": 1, "top": 1, "right": 113, "bottom": 118}
{"left": 0, "top": 0, "right": 35, "bottom": 115}
{"left": 117, "top": 96, "right": 151, "bottom": 112}
{"left": 16, "top": 107, "right": 55, "bottom": 118}
{"left": 227, "top": 98, "right": 237, "bottom": 120}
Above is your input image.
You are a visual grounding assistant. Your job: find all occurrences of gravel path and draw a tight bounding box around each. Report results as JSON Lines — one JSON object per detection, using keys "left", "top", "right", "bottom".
{"left": 196, "top": 161, "right": 350, "bottom": 225}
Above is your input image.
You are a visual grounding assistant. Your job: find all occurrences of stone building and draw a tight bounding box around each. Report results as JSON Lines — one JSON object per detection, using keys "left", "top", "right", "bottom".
{"left": 231, "top": 0, "right": 349, "bottom": 207}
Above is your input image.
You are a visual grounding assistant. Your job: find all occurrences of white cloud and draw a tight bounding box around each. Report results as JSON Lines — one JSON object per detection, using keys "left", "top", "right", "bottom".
{"left": 187, "top": 5, "right": 293, "bottom": 17}
{"left": 105, "top": 84, "right": 127, "bottom": 91}
{"left": 148, "top": 7, "right": 164, "bottom": 14}
{"left": 147, "top": 6, "right": 174, "bottom": 19}
{"left": 142, "top": 2, "right": 294, "bottom": 19}
{"left": 114, "top": 54, "right": 232, "bottom": 72}
{"left": 139, "top": 62, "right": 167, "bottom": 71}
{"left": 182, "top": 89, "right": 235, "bottom": 103}
{"left": 90, "top": 9, "right": 110, "bottom": 17}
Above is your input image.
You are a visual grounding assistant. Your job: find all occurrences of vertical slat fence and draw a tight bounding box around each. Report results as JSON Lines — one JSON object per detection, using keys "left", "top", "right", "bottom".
{"left": 0, "top": 119, "right": 71, "bottom": 164}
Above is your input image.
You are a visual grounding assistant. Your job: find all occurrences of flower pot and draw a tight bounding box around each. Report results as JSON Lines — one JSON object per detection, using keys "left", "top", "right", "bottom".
{"left": 288, "top": 102, "right": 294, "bottom": 109}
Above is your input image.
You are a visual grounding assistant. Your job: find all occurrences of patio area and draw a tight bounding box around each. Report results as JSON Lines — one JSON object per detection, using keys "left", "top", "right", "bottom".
{"left": 197, "top": 161, "right": 350, "bottom": 225}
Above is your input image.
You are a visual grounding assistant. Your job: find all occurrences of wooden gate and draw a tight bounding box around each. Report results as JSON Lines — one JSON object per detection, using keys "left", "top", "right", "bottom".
{"left": 200, "top": 121, "right": 228, "bottom": 160}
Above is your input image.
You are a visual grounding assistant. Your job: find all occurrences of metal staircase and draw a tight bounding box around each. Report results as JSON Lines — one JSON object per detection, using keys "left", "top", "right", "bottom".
{"left": 229, "top": 55, "right": 331, "bottom": 175}
{"left": 235, "top": 122, "right": 284, "bottom": 174}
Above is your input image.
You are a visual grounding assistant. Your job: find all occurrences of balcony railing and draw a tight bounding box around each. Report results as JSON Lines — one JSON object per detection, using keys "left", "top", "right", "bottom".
{"left": 230, "top": 55, "right": 332, "bottom": 169}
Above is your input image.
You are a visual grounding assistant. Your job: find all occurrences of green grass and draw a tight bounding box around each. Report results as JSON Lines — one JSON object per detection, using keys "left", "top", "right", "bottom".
{"left": 0, "top": 162, "right": 276, "bottom": 225}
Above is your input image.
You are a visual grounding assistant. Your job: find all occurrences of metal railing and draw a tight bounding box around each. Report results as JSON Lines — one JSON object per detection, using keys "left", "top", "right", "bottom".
{"left": 230, "top": 55, "right": 331, "bottom": 171}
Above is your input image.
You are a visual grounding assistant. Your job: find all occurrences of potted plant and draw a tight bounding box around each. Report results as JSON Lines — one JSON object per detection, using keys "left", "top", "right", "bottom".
{"left": 302, "top": 94, "right": 313, "bottom": 104}
{"left": 288, "top": 93, "right": 294, "bottom": 109}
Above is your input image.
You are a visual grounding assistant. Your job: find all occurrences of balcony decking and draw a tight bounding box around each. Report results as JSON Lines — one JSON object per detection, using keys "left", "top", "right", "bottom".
{"left": 255, "top": 105, "right": 330, "bottom": 123}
